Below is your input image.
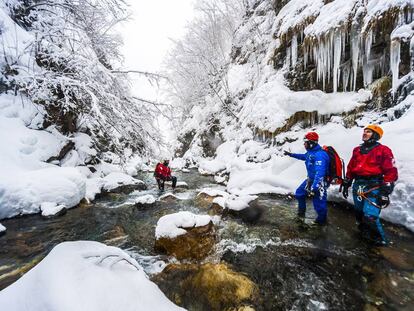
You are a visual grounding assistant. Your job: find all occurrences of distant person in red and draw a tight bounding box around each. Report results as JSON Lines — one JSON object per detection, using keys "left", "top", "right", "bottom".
{"left": 154, "top": 160, "right": 177, "bottom": 191}
{"left": 342, "top": 124, "right": 398, "bottom": 246}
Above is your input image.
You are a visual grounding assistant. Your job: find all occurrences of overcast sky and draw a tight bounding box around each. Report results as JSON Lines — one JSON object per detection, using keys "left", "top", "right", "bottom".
{"left": 118, "top": 1, "right": 195, "bottom": 156}
{"left": 120, "top": 0, "right": 195, "bottom": 100}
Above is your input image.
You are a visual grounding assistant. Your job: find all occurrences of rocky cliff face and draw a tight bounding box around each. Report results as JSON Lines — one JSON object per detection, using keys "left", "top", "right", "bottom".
{"left": 175, "top": 0, "right": 414, "bottom": 157}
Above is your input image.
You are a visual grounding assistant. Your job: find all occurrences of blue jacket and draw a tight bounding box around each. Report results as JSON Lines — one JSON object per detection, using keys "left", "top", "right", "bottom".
{"left": 290, "top": 144, "right": 330, "bottom": 191}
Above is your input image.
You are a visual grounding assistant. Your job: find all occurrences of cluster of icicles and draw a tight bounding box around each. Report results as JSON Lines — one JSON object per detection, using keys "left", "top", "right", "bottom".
{"left": 285, "top": 15, "right": 413, "bottom": 94}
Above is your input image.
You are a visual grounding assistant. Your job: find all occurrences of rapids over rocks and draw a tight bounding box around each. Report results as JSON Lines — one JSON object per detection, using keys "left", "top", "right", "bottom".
{"left": 0, "top": 170, "right": 413, "bottom": 310}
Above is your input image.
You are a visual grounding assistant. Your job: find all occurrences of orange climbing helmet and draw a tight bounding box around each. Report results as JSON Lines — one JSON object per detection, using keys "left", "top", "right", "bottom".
{"left": 364, "top": 124, "right": 383, "bottom": 139}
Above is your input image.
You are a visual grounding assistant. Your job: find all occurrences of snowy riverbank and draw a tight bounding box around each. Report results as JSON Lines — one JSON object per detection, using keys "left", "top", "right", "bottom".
{"left": 0, "top": 93, "right": 149, "bottom": 220}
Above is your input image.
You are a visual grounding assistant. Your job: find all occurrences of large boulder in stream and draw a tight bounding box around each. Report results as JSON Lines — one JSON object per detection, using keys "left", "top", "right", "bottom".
{"left": 154, "top": 212, "right": 216, "bottom": 260}
{"left": 152, "top": 263, "right": 259, "bottom": 311}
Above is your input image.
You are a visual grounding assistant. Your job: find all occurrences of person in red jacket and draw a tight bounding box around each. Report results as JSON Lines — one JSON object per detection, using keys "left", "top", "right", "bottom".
{"left": 154, "top": 160, "right": 177, "bottom": 191}
{"left": 342, "top": 124, "right": 398, "bottom": 246}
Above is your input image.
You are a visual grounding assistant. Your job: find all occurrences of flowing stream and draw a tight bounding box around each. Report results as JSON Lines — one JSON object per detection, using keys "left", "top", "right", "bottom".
{"left": 0, "top": 169, "right": 413, "bottom": 310}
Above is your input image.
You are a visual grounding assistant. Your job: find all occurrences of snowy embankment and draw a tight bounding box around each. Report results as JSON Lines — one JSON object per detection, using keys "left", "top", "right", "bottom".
{"left": 0, "top": 93, "right": 145, "bottom": 219}
{"left": 0, "top": 241, "right": 184, "bottom": 311}
{"left": 0, "top": 94, "right": 85, "bottom": 218}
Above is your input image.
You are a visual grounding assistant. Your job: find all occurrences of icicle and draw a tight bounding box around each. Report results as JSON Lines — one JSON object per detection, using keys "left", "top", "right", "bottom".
{"left": 286, "top": 46, "right": 291, "bottom": 68}
{"left": 390, "top": 39, "right": 401, "bottom": 95}
{"left": 313, "top": 45, "right": 319, "bottom": 82}
{"left": 365, "top": 29, "right": 373, "bottom": 63}
{"left": 291, "top": 34, "right": 298, "bottom": 67}
{"left": 362, "top": 58, "right": 374, "bottom": 86}
{"left": 350, "top": 25, "right": 360, "bottom": 91}
{"left": 333, "top": 30, "right": 342, "bottom": 92}
{"left": 304, "top": 43, "right": 308, "bottom": 69}
{"left": 342, "top": 60, "right": 351, "bottom": 92}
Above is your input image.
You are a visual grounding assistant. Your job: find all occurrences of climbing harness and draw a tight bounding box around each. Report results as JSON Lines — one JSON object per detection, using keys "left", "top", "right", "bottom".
{"left": 356, "top": 184, "right": 390, "bottom": 209}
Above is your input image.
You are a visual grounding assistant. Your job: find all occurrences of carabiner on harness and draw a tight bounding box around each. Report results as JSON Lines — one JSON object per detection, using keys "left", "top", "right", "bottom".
{"left": 356, "top": 184, "right": 390, "bottom": 209}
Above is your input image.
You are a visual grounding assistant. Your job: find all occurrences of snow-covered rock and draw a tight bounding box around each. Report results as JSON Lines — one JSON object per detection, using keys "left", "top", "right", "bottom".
{"left": 134, "top": 194, "right": 157, "bottom": 205}
{"left": 0, "top": 241, "right": 184, "bottom": 311}
{"left": 101, "top": 172, "right": 146, "bottom": 193}
{"left": 40, "top": 202, "right": 67, "bottom": 217}
{"left": 154, "top": 212, "right": 215, "bottom": 260}
{"left": 155, "top": 211, "right": 212, "bottom": 239}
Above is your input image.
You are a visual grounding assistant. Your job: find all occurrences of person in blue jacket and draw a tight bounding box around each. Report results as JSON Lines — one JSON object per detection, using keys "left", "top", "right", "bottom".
{"left": 284, "top": 131, "right": 330, "bottom": 225}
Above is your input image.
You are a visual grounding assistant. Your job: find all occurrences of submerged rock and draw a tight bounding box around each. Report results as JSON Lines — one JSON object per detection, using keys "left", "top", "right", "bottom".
{"left": 102, "top": 225, "right": 128, "bottom": 246}
{"left": 155, "top": 221, "right": 216, "bottom": 260}
{"left": 377, "top": 248, "right": 413, "bottom": 271}
{"left": 152, "top": 263, "right": 258, "bottom": 311}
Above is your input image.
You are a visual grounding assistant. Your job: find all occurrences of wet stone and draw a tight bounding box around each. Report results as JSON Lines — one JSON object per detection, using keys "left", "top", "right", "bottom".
{"left": 102, "top": 225, "right": 128, "bottom": 246}
{"left": 225, "top": 205, "right": 264, "bottom": 224}
{"left": 195, "top": 193, "right": 219, "bottom": 209}
{"left": 378, "top": 248, "right": 414, "bottom": 271}
{"left": 152, "top": 263, "right": 258, "bottom": 311}
{"left": 210, "top": 202, "right": 223, "bottom": 215}
{"left": 158, "top": 193, "right": 179, "bottom": 204}
{"left": 154, "top": 222, "right": 216, "bottom": 260}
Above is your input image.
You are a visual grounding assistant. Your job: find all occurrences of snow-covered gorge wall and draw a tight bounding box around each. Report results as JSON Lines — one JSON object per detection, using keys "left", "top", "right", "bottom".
{"left": 168, "top": 0, "right": 414, "bottom": 231}
{"left": 0, "top": 0, "right": 155, "bottom": 219}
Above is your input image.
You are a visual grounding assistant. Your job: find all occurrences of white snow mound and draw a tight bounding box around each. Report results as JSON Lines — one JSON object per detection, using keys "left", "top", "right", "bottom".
{"left": 0, "top": 241, "right": 185, "bottom": 311}
{"left": 155, "top": 211, "right": 212, "bottom": 239}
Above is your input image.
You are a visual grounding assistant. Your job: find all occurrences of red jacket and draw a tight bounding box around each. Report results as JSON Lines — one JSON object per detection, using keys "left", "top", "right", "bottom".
{"left": 155, "top": 163, "right": 172, "bottom": 179}
{"left": 346, "top": 144, "right": 398, "bottom": 182}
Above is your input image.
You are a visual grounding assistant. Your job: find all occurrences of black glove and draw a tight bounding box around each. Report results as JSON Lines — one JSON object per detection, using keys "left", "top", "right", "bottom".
{"left": 380, "top": 182, "right": 394, "bottom": 196}
{"left": 283, "top": 150, "right": 292, "bottom": 156}
{"left": 377, "top": 195, "right": 390, "bottom": 208}
{"left": 342, "top": 178, "right": 352, "bottom": 199}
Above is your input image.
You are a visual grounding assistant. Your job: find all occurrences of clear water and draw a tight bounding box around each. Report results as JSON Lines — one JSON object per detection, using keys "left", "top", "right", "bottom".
{"left": 0, "top": 169, "right": 413, "bottom": 310}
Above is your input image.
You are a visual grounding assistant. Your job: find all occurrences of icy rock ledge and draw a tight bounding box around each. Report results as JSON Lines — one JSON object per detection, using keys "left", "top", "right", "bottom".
{"left": 155, "top": 212, "right": 216, "bottom": 260}
{"left": 0, "top": 241, "right": 185, "bottom": 311}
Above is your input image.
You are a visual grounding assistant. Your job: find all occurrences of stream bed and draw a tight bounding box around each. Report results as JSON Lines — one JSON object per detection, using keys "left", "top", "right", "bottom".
{"left": 0, "top": 169, "right": 413, "bottom": 310}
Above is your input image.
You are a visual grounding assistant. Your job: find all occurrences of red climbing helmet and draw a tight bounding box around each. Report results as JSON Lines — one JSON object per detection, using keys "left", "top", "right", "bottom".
{"left": 304, "top": 131, "right": 319, "bottom": 141}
